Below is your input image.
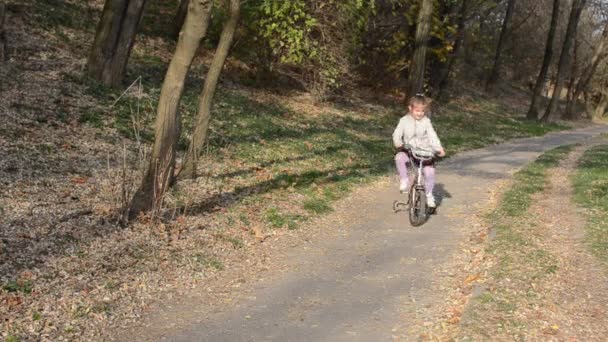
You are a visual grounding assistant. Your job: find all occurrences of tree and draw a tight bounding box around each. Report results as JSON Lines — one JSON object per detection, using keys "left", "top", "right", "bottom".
{"left": 485, "top": 0, "right": 517, "bottom": 92}
{"left": 542, "top": 0, "right": 588, "bottom": 122}
{"left": 564, "top": 21, "right": 608, "bottom": 119}
{"left": 129, "top": 0, "right": 213, "bottom": 219}
{"left": 594, "top": 82, "right": 608, "bottom": 119}
{"left": 86, "top": 0, "right": 148, "bottom": 88}
{"left": 179, "top": 0, "right": 241, "bottom": 180}
{"left": 407, "top": 0, "right": 434, "bottom": 97}
{"left": 526, "top": 0, "right": 560, "bottom": 120}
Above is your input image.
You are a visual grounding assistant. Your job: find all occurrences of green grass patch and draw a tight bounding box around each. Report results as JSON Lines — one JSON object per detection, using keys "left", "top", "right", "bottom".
{"left": 214, "top": 233, "right": 245, "bottom": 249}
{"left": 573, "top": 144, "right": 608, "bottom": 264}
{"left": 459, "top": 145, "right": 574, "bottom": 340}
{"left": 439, "top": 99, "right": 568, "bottom": 154}
{"left": 3, "top": 280, "right": 33, "bottom": 294}
{"left": 264, "top": 208, "right": 302, "bottom": 229}
{"left": 193, "top": 254, "right": 224, "bottom": 271}
{"left": 497, "top": 144, "right": 574, "bottom": 217}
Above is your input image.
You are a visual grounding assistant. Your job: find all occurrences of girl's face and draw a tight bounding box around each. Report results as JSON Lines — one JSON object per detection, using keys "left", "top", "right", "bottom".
{"left": 409, "top": 103, "right": 426, "bottom": 120}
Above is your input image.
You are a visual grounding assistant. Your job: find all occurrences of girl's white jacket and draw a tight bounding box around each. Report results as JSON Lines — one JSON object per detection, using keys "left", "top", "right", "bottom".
{"left": 392, "top": 114, "right": 443, "bottom": 152}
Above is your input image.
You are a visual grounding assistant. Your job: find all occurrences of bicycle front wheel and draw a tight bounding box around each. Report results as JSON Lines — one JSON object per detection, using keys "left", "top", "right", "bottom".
{"left": 408, "top": 187, "right": 428, "bottom": 226}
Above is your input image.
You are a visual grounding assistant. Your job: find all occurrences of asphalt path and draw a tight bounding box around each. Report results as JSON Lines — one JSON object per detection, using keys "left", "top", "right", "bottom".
{"left": 121, "top": 124, "right": 608, "bottom": 342}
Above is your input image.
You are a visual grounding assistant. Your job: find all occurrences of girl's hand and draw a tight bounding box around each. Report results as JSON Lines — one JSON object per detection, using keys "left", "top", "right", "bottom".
{"left": 438, "top": 148, "right": 446, "bottom": 157}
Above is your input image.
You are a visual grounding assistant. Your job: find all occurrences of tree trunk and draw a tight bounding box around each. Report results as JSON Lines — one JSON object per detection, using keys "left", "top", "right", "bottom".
{"left": 179, "top": 0, "right": 241, "bottom": 180}
{"left": 436, "top": 0, "right": 468, "bottom": 100}
{"left": 128, "top": 0, "right": 213, "bottom": 220}
{"left": 407, "top": 0, "right": 433, "bottom": 98}
{"left": 594, "top": 91, "right": 608, "bottom": 119}
{"left": 0, "top": 2, "right": 7, "bottom": 63}
{"left": 173, "top": 0, "right": 189, "bottom": 39}
{"left": 565, "top": 22, "right": 608, "bottom": 119}
{"left": 86, "top": 0, "right": 148, "bottom": 88}
{"left": 541, "top": 0, "right": 587, "bottom": 123}
{"left": 526, "top": 0, "right": 560, "bottom": 120}
{"left": 485, "top": 0, "right": 516, "bottom": 92}
{"left": 564, "top": 27, "right": 580, "bottom": 120}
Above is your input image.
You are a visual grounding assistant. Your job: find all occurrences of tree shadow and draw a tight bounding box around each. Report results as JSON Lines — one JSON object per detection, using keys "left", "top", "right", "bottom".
{"left": 185, "top": 161, "right": 390, "bottom": 216}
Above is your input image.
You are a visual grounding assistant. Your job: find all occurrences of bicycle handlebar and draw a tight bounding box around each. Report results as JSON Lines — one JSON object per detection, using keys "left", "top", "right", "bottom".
{"left": 401, "top": 144, "right": 438, "bottom": 161}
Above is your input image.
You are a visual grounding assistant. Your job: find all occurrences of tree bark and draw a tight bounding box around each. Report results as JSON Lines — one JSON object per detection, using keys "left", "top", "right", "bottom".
{"left": 407, "top": 0, "right": 433, "bottom": 98}
{"left": 86, "top": 0, "right": 148, "bottom": 88}
{"left": 564, "top": 22, "right": 608, "bottom": 119}
{"left": 128, "top": 0, "right": 213, "bottom": 220}
{"left": 594, "top": 90, "right": 608, "bottom": 119}
{"left": 541, "top": 0, "right": 587, "bottom": 123}
{"left": 179, "top": 0, "right": 241, "bottom": 180}
{"left": 173, "top": 0, "right": 189, "bottom": 39}
{"left": 526, "top": 0, "right": 560, "bottom": 120}
{"left": 436, "top": 0, "right": 468, "bottom": 100}
{"left": 485, "top": 0, "right": 516, "bottom": 92}
{"left": 0, "top": 2, "right": 7, "bottom": 63}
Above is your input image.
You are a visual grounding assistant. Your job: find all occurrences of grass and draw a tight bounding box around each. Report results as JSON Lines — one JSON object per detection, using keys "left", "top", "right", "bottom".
{"left": 72, "top": 66, "right": 573, "bottom": 232}
{"left": 459, "top": 145, "right": 574, "bottom": 339}
{"left": 572, "top": 143, "right": 608, "bottom": 264}
{"left": 194, "top": 254, "right": 224, "bottom": 271}
{"left": 2, "top": 280, "right": 33, "bottom": 294}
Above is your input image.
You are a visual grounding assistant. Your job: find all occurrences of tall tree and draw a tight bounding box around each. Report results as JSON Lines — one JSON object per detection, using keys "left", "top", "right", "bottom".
{"left": 541, "top": 0, "right": 587, "bottom": 122}
{"left": 564, "top": 21, "right": 608, "bottom": 119}
{"left": 179, "top": 0, "right": 241, "bottom": 180}
{"left": 485, "top": 0, "right": 516, "bottom": 92}
{"left": 526, "top": 0, "right": 560, "bottom": 120}
{"left": 129, "top": 0, "right": 213, "bottom": 219}
{"left": 86, "top": 0, "right": 148, "bottom": 88}
{"left": 407, "top": 0, "right": 434, "bottom": 97}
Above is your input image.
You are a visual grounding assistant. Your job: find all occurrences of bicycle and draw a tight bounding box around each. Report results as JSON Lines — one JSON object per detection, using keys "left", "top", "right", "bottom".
{"left": 392, "top": 144, "right": 438, "bottom": 227}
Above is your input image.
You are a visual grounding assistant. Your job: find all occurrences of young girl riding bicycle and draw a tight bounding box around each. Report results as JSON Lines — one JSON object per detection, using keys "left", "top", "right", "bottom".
{"left": 392, "top": 94, "right": 445, "bottom": 208}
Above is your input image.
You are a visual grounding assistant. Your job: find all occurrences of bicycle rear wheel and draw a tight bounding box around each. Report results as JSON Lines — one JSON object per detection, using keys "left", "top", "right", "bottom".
{"left": 408, "top": 187, "right": 428, "bottom": 226}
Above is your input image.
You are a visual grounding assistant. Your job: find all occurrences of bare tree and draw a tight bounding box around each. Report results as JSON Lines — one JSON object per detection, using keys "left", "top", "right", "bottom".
{"left": 129, "top": 0, "right": 213, "bottom": 219}
{"left": 526, "top": 0, "right": 560, "bottom": 120}
{"left": 179, "top": 0, "right": 241, "bottom": 180}
{"left": 542, "top": 0, "right": 588, "bottom": 122}
{"left": 485, "top": 0, "right": 517, "bottom": 92}
{"left": 86, "top": 0, "right": 148, "bottom": 88}
{"left": 564, "top": 21, "right": 608, "bottom": 119}
{"left": 407, "top": 0, "right": 434, "bottom": 97}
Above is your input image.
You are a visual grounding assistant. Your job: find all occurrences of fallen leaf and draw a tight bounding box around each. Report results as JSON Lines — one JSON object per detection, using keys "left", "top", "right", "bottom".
{"left": 71, "top": 177, "right": 87, "bottom": 184}
{"left": 464, "top": 274, "right": 480, "bottom": 285}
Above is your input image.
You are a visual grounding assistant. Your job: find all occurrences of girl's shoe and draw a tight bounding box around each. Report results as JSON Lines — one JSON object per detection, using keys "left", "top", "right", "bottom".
{"left": 426, "top": 193, "right": 436, "bottom": 208}
{"left": 399, "top": 180, "right": 409, "bottom": 193}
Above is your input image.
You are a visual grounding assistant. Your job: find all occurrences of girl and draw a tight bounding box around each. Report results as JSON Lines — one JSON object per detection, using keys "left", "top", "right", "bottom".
{"left": 392, "top": 94, "right": 445, "bottom": 207}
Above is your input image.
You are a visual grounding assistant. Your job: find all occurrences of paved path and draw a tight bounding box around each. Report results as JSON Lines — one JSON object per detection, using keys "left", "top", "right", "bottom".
{"left": 124, "top": 125, "right": 608, "bottom": 341}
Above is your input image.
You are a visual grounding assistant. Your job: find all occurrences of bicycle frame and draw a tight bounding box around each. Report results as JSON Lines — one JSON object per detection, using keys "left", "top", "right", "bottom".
{"left": 393, "top": 145, "right": 436, "bottom": 226}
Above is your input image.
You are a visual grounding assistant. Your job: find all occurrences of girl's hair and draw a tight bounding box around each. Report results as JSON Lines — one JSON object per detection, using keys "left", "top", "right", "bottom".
{"left": 408, "top": 93, "right": 431, "bottom": 107}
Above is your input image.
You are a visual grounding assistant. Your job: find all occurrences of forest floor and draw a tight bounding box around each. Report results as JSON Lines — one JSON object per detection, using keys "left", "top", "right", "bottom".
{"left": 1, "top": 1, "right": 607, "bottom": 341}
